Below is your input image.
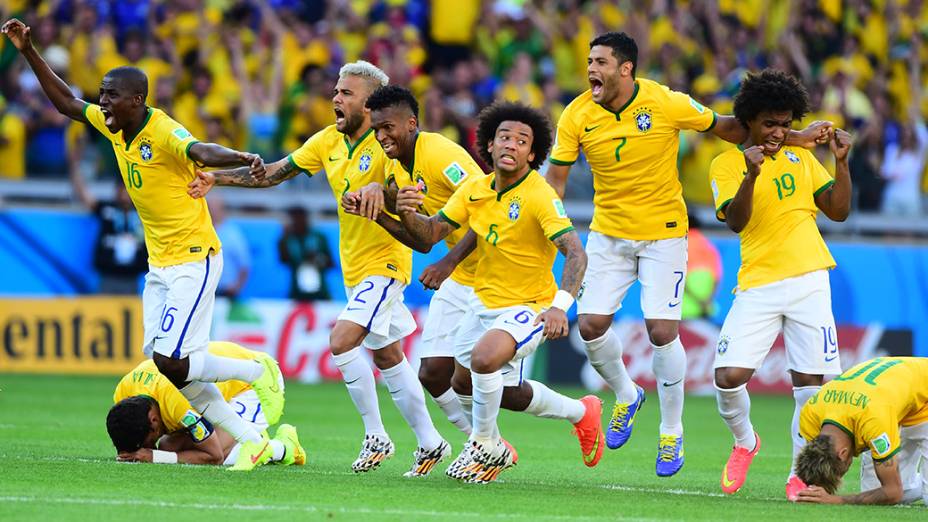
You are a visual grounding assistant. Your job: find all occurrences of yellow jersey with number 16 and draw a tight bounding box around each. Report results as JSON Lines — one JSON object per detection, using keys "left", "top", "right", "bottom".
{"left": 83, "top": 103, "right": 220, "bottom": 267}
{"left": 550, "top": 78, "right": 716, "bottom": 240}
{"left": 289, "top": 125, "right": 412, "bottom": 287}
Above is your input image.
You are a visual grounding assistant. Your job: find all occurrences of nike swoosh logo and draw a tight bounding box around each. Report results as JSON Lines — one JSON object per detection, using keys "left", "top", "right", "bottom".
{"left": 345, "top": 377, "right": 361, "bottom": 385}
{"left": 250, "top": 441, "right": 270, "bottom": 464}
{"left": 584, "top": 125, "right": 600, "bottom": 132}
{"left": 662, "top": 379, "right": 684, "bottom": 387}
{"left": 153, "top": 336, "right": 166, "bottom": 340}
{"left": 583, "top": 434, "right": 602, "bottom": 464}
{"left": 468, "top": 196, "right": 484, "bottom": 201}
{"left": 668, "top": 301, "right": 681, "bottom": 308}
{"left": 329, "top": 156, "right": 340, "bottom": 161}
{"left": 346, "top": 307, "right": 364, "bottom": 311}
{"left": 722, "top": 468, "right": 736, "bottom": 488}
{"left": 825, "top": 355, "right": 838, "bottom": 362}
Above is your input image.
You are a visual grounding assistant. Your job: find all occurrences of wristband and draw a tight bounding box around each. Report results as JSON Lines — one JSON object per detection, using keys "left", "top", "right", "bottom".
{"left": 551, "top": 290, "right": 575, "bottom": 312}
{"left": 152, "top": 449, "right": 178, "bottom": 464}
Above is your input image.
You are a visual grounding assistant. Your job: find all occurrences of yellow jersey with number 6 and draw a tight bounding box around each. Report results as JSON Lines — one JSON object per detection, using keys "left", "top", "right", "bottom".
{"left": 82, "top": 103, "right": 220, "bottom": 267}
{"left": 800, "top": 357, "right": 928, "bottom": 461}
{"left": 387, "top": 132, "right": 485, "bottom": 288}
{"left": 550, "top": 78, "right": 716, "bottom": 240}
{"left": 289, "top": 125, "right": 412, "bottom": 287}
{"left": 710, "top": 145, "right": 835, "bottom": 291}
{"left": 438, "top": 170, "right": 574, "bottom": 311}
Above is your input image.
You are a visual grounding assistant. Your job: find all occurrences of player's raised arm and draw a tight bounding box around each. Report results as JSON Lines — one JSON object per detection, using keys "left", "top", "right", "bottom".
{"left": 814, "top": 129, "right": 853, "bottom": 222}
{"left": 187, "top": 143, "right": 265, "bottom": 174}
{"left": 711, "top": 114, "right": 832, "bottom": 150}
{"left": 2, "top": 18, "right": 87, "bottom": 122}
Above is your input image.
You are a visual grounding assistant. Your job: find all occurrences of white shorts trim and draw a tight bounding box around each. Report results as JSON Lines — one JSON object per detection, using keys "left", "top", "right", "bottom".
{"left": 339, "top": 275, "right": 416, "bottom": 350}
{"left": 419, "top": 278, "right": 475, "bottom": 359}
{"left": 144, "top": 251, "right": 222, "bottom": 359}
{"left": 577, "top": 232, "right": 687, "bottom": 320}
{"left": 714, "top": 270, "right": 841, "bottom": 374}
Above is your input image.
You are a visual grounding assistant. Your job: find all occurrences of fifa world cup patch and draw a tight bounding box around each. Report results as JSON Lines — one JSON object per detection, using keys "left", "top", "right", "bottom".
{"left": 181, "top": 410, "right": 215, "bottom": 443}
{"left": 689, "top": 97, "right": 707, "bottom": 114}
{"left": 553, "top": 199, "right": 568, "bottom": 218}
{"left": 442, "top": 162, "right": 467, "bottom": 185}
{"left": 139, "top": 139, "right": 154, "bottom": 162}
{"left": 633, "top": 107, "right": 653, "bottom": 133}
{"left": 870, "top": 433, "right": 892, "bottom": 457}
{"left": 172, "top": 128, "right": 192, "bottom": 140}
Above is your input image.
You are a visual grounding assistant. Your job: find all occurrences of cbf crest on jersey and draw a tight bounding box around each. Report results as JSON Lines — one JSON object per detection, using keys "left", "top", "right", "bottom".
{"left": 359, "top": 148, "right": 374, "bottom": 173}
{"left": 633, "top": 107, "right": 653, "bottom": 133}
{"left": 717, "top": 335, "right": 730, "bottom": 355}
{"left": 507, "top": 196, "right": 523, "bottom": 221}
{"left": 139, "top": 139, "right": 153, "bottom": 162}
{"left": 785, "top": 150, "right": 800, "bottom": 164}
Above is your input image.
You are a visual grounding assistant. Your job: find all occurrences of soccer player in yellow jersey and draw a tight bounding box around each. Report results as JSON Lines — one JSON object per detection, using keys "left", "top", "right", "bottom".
{"left": 2, "top": 18, "right": 284, "bottom": 472}
{"left": 794, "top": 357, "right": 928, "bottom": 505}
{"left": 392, "top": 101, "right": 604, "bottom": 483}
{"left": 187, "top": 62, "right": 446, "bottom": 476}
{"left": 709, "top": 69, "right": 852, "bottom": 498}
{"left": 107, "top": 342, "right": 305, "bottom": 468}
{"left": 546, "top": 31, "right": 831, "bottom": 476}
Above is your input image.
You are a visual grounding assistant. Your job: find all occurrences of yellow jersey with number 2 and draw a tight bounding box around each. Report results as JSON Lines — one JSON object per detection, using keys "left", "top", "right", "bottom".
{"left": 387, "top": 132, "right": 486, "bottom": 288}
{"left": 550, "top": 78, "right": 716, "bottom": 240}
{"left": 83, "top": 103, "right": 220, "bottom": 267}
{"left": 800, "top": 357, "right": 928, "bottom": 461}
{"left": 289, "top": 125, "right": 412, "bottom": 287}
{"left": 710, "top": 145, "right": 835, "bottom": 291}
{"left": 438, "top": 170, "right": 574, "bottom": 311}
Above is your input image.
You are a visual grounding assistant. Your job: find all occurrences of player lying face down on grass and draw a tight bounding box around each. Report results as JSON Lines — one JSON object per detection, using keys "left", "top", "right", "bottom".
{"left": 367, "top": 101, "right": 604, "bottom": 483}
{"left": 793, "top": 357, "right": 928, "bottom": 506}
{"left": 107, "top": 342, "right": 304, "bottom": 467}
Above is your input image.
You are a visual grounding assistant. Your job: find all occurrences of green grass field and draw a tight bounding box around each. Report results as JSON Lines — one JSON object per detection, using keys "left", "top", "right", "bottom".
{"left": 0, "top": 374, "right": 923, "bottom": 521}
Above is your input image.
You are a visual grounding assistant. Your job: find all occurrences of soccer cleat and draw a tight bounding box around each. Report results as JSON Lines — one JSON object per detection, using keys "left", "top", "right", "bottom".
{"left": 352, "top": 433, "right": 395, "bottom": 473}
{"left": 250, "top": 354, "right": 285, "bottom": 425}
{"left": 404, "top": 439, "right": 451, "bottom": 477}
{"left": 785, "top": 475, "right": 808, "bottom": 501}
{"left": 655, "top": 434, "right": 684, "bottom": 477}
{"left": 229, "top": 435, "right": 273, "bottom": 471}
{"left": 446, "top": 438, "right": 515, "bottom": 484}
{"left": 606, "top": 386, "right": 645, "bottom": 449}
{"left": 721, "top": 432, "right": 761, "bottom": 494}
{"left": 274, "top": 423, "right": 306, "bottom": 466}
{"left": 572, "top": 395, "right": 605, "bottom": 467}
{"left": 501, "top": 437, "right": 519, "bottom": 466}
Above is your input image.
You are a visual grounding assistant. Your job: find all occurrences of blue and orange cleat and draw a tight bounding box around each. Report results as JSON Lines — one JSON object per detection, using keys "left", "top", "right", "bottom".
{"left": 606, "top": 386, "right": 645, "bottom": 449}
{"left": 655, "top": 434, "right": 684, "bottom": 476}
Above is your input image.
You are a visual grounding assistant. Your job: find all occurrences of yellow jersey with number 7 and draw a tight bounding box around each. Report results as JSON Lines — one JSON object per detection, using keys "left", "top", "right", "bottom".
{"left": 799, "top": 357, "right": 928, "bottom": 461}
{"left": 82, "top": 103, "right": 220, "bottom": 267}
{"left": 550, "top": 78, "right": 716, "bottom": 240}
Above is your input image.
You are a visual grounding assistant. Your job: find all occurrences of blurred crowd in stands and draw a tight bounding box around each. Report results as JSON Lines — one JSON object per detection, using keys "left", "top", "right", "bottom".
{"left": 1, "top": 0, "right": 927, "bottom": 217}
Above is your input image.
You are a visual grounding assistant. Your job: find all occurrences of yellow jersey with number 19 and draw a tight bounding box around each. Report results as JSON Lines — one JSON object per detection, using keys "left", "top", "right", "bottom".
{"left": 387, "top": 132, "right": 485, "bottom": 288}
{"left": 438, "top": 170, "right": 574, "bottom": 311}
{"left": 83, "top": 103, "right": 220, "bottom": 267}
{"left": 289, "top": 125, "right": 412, "bottom": 287}
{"left": 113, "top": 342, "right": 258, "bottom": 434}
{"left": 550, "top": 78, "right": 717, "bottom": 240}
{"left": 799, "top": 357, "right": 928, "bottom": 461}
{"left": 710, "top": 145, "right": 835, "bottom": 291}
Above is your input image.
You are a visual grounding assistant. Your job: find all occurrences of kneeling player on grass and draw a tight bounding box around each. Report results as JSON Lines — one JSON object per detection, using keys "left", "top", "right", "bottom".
{"left": 793, "top": 357, "right": 928, "bottom": 506}
{"left": 107, "top": 342, "right": 305, "bottom": 468}
{"left": 709, "top": 69, "right": 851, "bottom": 497}
{"left": 392, "top": 101, "right": 604, "bottom": 483}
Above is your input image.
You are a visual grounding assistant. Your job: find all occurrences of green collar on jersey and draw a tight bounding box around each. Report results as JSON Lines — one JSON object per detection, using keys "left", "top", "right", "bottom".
{"left": 343, "top": 127, "right": 374, "bottom": 159}
{"left": 490, "top": 169, "right": 533, "bottom": 201}
{"left": 123, "top": 107, "right": 153, "bottom": 151}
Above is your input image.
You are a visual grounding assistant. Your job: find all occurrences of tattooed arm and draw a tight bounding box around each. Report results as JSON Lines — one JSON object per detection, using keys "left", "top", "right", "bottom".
{"left": 372, "top": 213, "right": 440, "bottom": 253}
{"left": 395, "top": 185, "right": 455, "bottom": 246}
{"left": 534, "top": 230, "right": 588, "bottom": 339}
{"left": 187, "top": 158, "right": 302, "bottom": 197}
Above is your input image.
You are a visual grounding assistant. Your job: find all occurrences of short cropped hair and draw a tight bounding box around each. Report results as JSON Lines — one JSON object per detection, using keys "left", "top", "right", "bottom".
{"left": 590, "top": 32, "right": 639, "bottom": 76}
{"left": 795, "top": 435, "right": 844, "bottom": 494}
{"left": 475, "top": 101, "right": 553, "bottom": 171}
{"left": 338, "top": 60, "right": 389, "bottom": 92}
{"left": 733, "top": 68, "right": 810, "bottom": 128}
{"left": 365, "top": 85, "right": 419, "bottom": 119}
{"left": 104, "top": 66, "right": 149, "bottom": 100}
{"left": 106, "top": 396, "right": 154, "bottom": 452}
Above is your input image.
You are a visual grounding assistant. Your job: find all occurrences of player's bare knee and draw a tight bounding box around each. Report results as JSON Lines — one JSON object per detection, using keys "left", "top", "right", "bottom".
{"left": 469, "top": 347, "right": 499, "bottom": 374}
{"left": 451, "top": 370, "right": 472, "bottom": 396}
{"left": 790, "top": 371, "right": 824, "bottom": 387}
{"left": 152, "top": 353, "right": 189, "bottom": 388}
{"left": 578, "top": 314, "right": 611, "bottom": 341}
{"left": 372, "top": 343, "right": 404, "bottom": 369}
{"left": 418, "top": 358, "right": 453, "bottom": 395}
{"left": 714, "top": 367, "right": 751, "bottom": 390}
{"left": 329, "top": 322, "right": 365, "bottom": 355}
{"left": 646, "top": 320, "right": 678, "bottom": 346}
{"left": 501, "top": 382, "right": 532, "bottom": 412}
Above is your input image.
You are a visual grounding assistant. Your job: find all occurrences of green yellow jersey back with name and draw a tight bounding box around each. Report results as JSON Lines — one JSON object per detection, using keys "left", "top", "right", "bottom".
{"left": 710, "top": 145, "right": 835, "bottom": 291}
{"left": 289, "top": 125, "right": 412, "bottom": 287}
{"left": 550, "top": 78, "right": 716, "bottom": 240}
{"left": 83, "top": 103, "right": 220, "bottom": 267}
{"left": 387, "top": 131, "right": 485, "bottom": 288}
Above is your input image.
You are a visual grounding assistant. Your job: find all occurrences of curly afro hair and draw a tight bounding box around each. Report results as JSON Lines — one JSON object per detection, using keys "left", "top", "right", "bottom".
{"left": 475, "top": 101, "right": 553, "bottom": 171}
{"left": 106, "top": 396, "right": 155, "bottom": 452}
{"left": 365, "top": 84, "right": 419, "bottom": 119}
{"left": 733, "top": 69, "right": 810, "bottom": 128}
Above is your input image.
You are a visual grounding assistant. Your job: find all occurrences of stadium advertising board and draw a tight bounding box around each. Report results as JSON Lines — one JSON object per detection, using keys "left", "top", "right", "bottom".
{"left": 0, "top": 297, "right": 145, "bottom": 374}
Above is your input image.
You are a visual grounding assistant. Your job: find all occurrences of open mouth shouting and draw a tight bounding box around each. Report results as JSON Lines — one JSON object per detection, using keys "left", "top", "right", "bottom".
{"left": 589, "top": 77, "right": 604, "bottom": 98}
{"left": 334, "top": 106, "right": 346, "bottom": 127}
{"left": 101, "top": 107, "right": 117, "bottom": 131}
{"left": 497, "top": 153, "right": 517, "bottom": 169}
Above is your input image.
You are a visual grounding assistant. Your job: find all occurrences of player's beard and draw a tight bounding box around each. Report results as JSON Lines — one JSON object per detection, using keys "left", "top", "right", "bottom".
{"left": 340, "top": 111, "right": 366, "bottom": 138}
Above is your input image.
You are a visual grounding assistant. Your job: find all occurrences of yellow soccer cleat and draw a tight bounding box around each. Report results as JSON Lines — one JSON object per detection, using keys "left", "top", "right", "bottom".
{"left": 229, "top": 435, "right": 274, "bottom": 471}
{"left": 274, "top": 423, "right": 306, "bottom": 466}
{"left": 250, "top": 354, "right": 285, "bottom": 425}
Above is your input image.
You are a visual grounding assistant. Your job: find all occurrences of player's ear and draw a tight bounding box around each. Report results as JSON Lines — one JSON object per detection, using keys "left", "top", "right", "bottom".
{"left": 527, "top": 150, "right": 535, "bottom": 165}
{"left": 486, "top": 139, "right": 494, "bottom": 155}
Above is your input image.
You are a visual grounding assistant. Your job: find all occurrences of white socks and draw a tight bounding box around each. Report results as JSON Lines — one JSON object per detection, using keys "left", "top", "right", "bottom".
{"left": 583, "top": 328, "right": 638, "bottom": 403}
{"left": 187, "top": 351, "right": 263, "bottom": 383}
{"left": 652, "top": 336, "right": 686, "bottom": 436}
{"left": 790, "top": 385, "right": 819, "bottom": 476}
{"left": 524, "top": 380, "right": 585, "bottom": 424}
{"left": 716, "top": 383, "right": 756, "bottom": 450}
{"left": 471, "top": 371, "right": 503, "bottom": 443}
{"left": 223, "top": 439, "right": 286, "bottom": 466}
{"left": 179, "top": 381, "right": 262, "bottom": 443}
{"left": 381, "top": 357, "right": 444, "bottom": 450}
{"left": 433, "top": 388, "right": 472, "bottom": 435}
{"left": 333, "top": 347, "right": 386, "bottom": 436}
